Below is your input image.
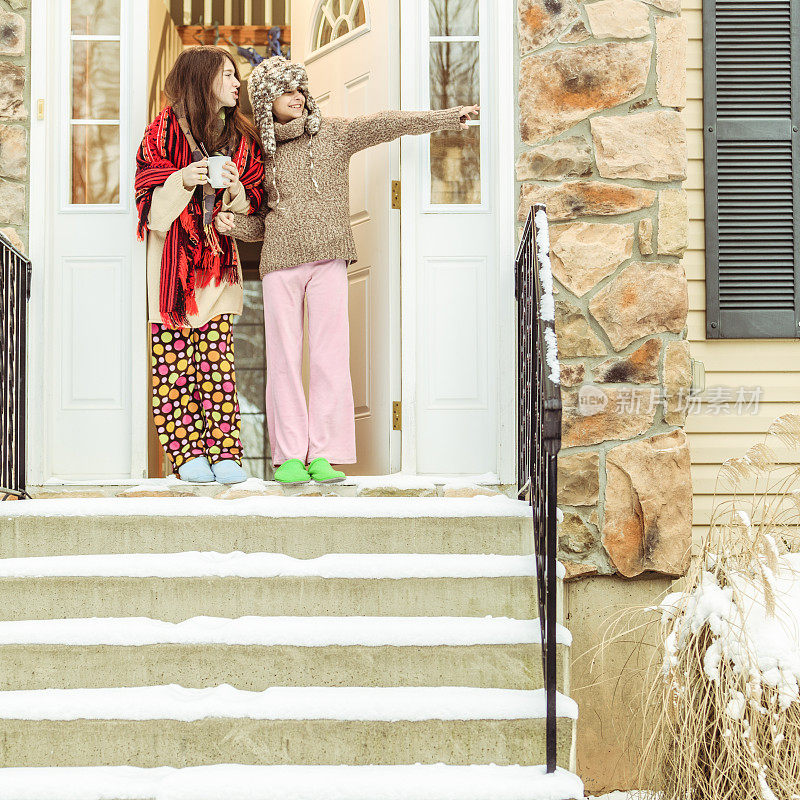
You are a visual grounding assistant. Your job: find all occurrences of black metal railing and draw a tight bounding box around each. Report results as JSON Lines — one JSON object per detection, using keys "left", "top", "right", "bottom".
{"left": 515, "top": 204, "right": 562, "bottom": 773}
{"left": 1, "top": 232, "right": 31, "bottom": 499}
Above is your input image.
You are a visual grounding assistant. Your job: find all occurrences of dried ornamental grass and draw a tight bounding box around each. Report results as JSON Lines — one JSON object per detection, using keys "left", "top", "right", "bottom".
{"left": 640, "top": 415, "right": 800, "bottom": 800}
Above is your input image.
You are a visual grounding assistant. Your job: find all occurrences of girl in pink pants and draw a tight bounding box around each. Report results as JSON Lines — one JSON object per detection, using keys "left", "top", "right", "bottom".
{"left": 218, "top": 56, "right": 477, "bottom": 484}
{"left": 262, "top": 258, "right": 355, "bottom": 469}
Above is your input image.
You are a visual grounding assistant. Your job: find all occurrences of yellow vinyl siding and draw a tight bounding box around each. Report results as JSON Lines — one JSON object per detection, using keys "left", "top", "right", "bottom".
{"left": 683, "top": 0, "right": 800, "bottom": 540}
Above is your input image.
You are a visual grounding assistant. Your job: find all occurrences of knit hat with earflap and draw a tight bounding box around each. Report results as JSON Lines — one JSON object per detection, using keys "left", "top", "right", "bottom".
{"left": 248, "top": 56, "right": 322, "bottom": 207}
{"left": 248, "top": 56, "right": 322, "bottom": 157}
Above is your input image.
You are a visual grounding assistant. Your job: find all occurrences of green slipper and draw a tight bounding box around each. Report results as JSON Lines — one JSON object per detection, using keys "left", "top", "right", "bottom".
{"left": 307, "top": 457, "right": 346, "bottom": 484}
{"left": 273, "top": 458, "right": 312, "bottom": 485}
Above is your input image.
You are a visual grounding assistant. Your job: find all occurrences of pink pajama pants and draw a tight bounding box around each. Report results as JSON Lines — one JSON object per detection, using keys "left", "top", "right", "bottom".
{"left": 262, "top": 258, "right": 356, "bottom": 466}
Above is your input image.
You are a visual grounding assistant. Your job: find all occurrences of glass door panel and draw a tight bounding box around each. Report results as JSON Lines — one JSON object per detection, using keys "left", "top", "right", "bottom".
{"left": 429, "top": 41, "right": 479, "bottom": 112}
{"left": 429, "top": 0, "right": 478, "bottom": 36}
{"left": 72, "top": 41, "right": 121, "bottom": 119}
{"left": 427, "top": 0, "right": 482, "bottom": 207}
{"left": 70, "top": 124, "right": 120, "bottom": 204}
{"left": 430, "top": 126, "right": 480, "bottom": 204}
{"left": 71, "top": 0, "right": 121, "bottom": 35}
{"left": 68, "top": 0, "right": 122, "bottom": 207}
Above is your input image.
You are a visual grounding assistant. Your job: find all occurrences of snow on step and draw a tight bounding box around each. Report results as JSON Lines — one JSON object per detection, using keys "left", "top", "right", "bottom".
{"left": 0, "top": 764, "right": 584, "bottom": 800}
{"left": 0, "top": 495, "right": 530, "bottom": 518}
{"left": 0, "top": 615, "right": 572, "bottom": 647}
{"left": 0, "top": 685, "right": 579, "bottom": 721}
{"left": 0, "top": 551, "right": 566, "bottom": 579}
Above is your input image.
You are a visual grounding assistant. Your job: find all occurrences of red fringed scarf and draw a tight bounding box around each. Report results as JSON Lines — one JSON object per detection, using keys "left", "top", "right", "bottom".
{"left": 135, "top": 106, "right": 265, "bottom": 328}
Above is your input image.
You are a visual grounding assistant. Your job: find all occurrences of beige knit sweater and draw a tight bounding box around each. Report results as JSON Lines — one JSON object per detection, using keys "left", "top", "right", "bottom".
{"left": 146, "top": 169, "right": 251, "bottom": 326}
{"left": 230, "top": 107, "right": 464, "bottom": 276}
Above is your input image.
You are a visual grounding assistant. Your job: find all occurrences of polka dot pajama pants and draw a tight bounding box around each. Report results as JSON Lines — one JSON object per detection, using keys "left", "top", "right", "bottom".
{"left": 151, "top": 314, "right": 243, "bottom": 473}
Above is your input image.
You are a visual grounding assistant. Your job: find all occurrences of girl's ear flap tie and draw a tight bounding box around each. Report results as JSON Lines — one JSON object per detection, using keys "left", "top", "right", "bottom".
{"left": 308, "top": 132, "right": 321, "bottom": 196}
{"left": 271, "top": 160, "right": 282, "bottom": 210}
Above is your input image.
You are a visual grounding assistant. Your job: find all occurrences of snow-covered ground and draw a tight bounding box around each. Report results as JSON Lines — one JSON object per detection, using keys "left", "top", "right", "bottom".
{"left": 0, "top": 764, "right": 584, "bottom": 800}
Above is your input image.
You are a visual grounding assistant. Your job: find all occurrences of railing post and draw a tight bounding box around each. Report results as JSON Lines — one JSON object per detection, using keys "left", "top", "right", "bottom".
{"left": 545, "top": 450, "right": 559, "bottom": 772}
{"left": 516, "top": 205, "right": 562, "bottom": 774}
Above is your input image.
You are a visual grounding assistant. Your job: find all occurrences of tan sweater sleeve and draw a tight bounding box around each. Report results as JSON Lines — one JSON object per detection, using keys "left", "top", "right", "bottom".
{"left": 344, "top": 107, "right": 464, "bottom": 155}
{"left": 148, "top": 169, "right": 194, "bottom": 232}
{"left": 230, "top": 209, "right": 266, "bottom": 243}
{"left": 221, "top": 185, "right": 252, "bottom": 214}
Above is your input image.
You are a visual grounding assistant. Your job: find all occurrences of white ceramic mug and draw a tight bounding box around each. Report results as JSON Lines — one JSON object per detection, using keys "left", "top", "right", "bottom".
{"left": 206, "top": 155, "right": 232, "bottom": 189}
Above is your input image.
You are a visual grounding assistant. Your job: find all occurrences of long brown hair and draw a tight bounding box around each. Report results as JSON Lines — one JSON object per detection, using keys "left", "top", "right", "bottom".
{"left": 163, "top": 46, "right": 261, "bottom": 153}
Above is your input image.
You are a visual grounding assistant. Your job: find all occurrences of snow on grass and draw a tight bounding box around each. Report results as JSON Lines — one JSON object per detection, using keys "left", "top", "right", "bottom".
{"left": 0, "top": 551, "right": 539, "bottom": 579}
{"left": 661, "top": 552, "right": 800, "bottom": 709}
{"left": 1, "top": 495, "right": 530, "bottom": 518}
{"left": 0, "top": 764, "right": 584, "bottom": 800}
{"left": 0, "top": 615, "right": 572, "bottom": 647}
{"left": 0, "top": 685, "right": 579, "bottom": 721}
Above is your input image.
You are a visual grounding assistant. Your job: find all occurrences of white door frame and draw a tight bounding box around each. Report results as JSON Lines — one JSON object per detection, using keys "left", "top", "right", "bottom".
{"left": 27, "top": 0, "right": 515, "bottom": 483}
{"left": 27, "top": 0, "right": 47, "bottom": 484}
{"left": 28, "top": 0, "right": 149, "bottom": 484}
{"left": 399, "top": 0, "right": 516, "bottom": 482}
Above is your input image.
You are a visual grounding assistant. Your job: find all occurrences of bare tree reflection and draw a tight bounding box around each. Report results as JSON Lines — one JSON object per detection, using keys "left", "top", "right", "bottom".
{"left": 428, "top": 0, "right": 480, "bottom": 204}
{"left": 70, "top": 1, "right": 121, "bottom": 203}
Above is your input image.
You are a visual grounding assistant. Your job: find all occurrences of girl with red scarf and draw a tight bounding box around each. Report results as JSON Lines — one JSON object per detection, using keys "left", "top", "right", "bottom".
{"left": 135, "top": 46, "right": 265, "bottom": 484}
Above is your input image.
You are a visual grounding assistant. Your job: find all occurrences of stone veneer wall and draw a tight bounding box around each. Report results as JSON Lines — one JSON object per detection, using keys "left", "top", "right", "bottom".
{"left": 0, "top": 0, "right": 29, "bottom": 254}
{"left": 516, "top": 0, "right": 692, "bottom": 582}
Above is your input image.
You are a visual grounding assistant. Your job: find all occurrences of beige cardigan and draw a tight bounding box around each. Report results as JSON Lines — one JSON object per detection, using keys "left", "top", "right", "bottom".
{"left": 230, "top": 107, "right": 464, "bottom": 277}
{"left": 146, "top": 169, "right": 251, "bottom": 327}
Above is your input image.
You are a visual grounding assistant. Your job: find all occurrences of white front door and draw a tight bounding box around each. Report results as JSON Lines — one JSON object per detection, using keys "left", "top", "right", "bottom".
{"left": 400, "top": 0, "right": 515, "bottom": 479}
{"left": 291, "top": 0, "right": 400, "bottom": 475}
{"left": 29, "top": 0, "right": 149, "bottom": 481}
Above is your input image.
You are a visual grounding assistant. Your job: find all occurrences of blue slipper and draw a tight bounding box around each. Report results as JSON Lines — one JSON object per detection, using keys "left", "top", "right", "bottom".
{"left": 211, "top": 459, "right": 248, "bottom": 485}
{"left": 178, "top": 456, "right": 216, "bottom": 483}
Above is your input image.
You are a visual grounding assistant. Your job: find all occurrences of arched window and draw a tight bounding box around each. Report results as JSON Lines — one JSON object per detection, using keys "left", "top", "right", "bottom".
{"left": 311, "top": 0, "right": 368, "bottom": 54}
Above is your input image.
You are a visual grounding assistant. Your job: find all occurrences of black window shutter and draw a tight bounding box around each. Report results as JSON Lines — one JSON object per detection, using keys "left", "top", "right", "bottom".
{"left": 703, "top": 0, "right": 800, "bottom": 338}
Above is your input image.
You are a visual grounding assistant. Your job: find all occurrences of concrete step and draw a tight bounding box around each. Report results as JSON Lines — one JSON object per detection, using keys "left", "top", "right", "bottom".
{"left": 0, "top": 616, "right": 571, "bottom": 691}
{"left": 0, "top": 575, "right": 535, "bottom": 620}
{"left": 0, "top": 764, "right": 585, "bottom": 799}
{"left": 0, "top": 496, "right": 533, "bottom": 558}
{"left": 0, "top": 685, "right": 578, "bottom": 769}
{"left": 0, "top": 552, "right": 553, "bottom": 620}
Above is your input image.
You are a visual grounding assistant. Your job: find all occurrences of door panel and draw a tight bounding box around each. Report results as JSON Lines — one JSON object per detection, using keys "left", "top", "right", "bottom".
{"left": 37, "top": 0, "right": 148, "bottom": 479}
{"left": 292, "top": 0, "right": 399, "bottom": 475}
{"left": 402, "top": 0, "right": 500, "bottom": 475}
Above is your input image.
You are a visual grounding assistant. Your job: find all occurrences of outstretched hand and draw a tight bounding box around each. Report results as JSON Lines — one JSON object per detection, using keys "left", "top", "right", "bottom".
{"left": 459, "top": 104, "right": 480, "bottom": 128}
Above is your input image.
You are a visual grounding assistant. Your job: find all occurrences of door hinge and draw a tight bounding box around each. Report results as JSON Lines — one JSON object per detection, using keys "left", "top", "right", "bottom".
{"left": 392, "top": 401, "right": 402, "bottom": 431}
{"left": 36, "top": 99, "right": 45, "bottom": 120}
{"left": 391, "top": 180, "right": 401, "bottom": 210}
